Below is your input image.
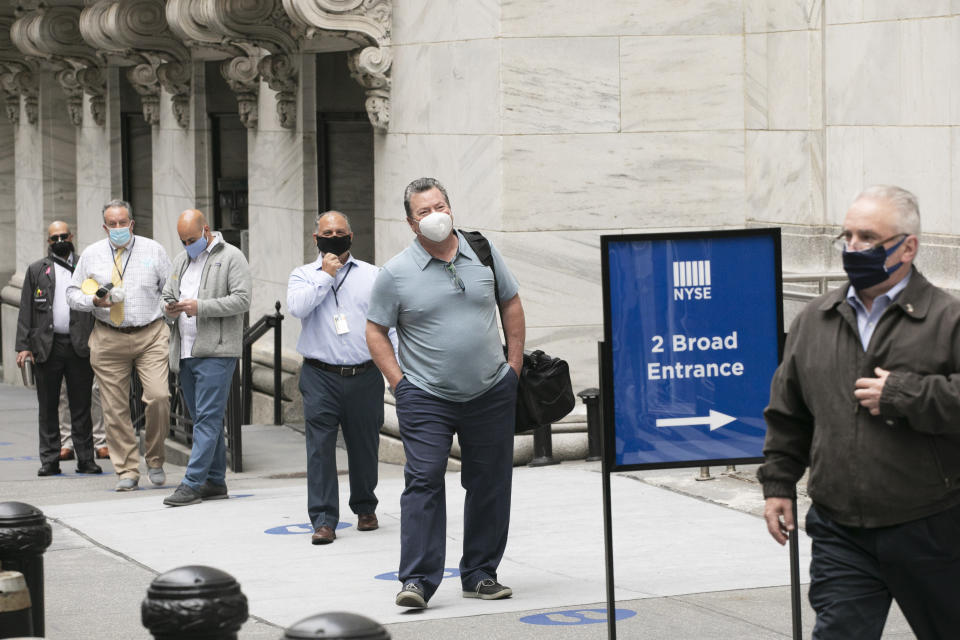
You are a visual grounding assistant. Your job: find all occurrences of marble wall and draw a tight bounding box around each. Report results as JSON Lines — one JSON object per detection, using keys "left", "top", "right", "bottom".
{"left": 376, "top": 0, "right": 960, "bottom": 393}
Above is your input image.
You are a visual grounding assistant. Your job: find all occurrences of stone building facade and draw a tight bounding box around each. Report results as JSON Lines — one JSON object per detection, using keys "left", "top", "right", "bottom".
{"left": 3, "top": 0, "right": 960, "bottom": 397}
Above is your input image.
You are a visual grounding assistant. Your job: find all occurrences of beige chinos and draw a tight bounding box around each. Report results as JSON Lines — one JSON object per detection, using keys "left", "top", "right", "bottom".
{"left": 88, "top": 319, "right": 170, "bottom": 480}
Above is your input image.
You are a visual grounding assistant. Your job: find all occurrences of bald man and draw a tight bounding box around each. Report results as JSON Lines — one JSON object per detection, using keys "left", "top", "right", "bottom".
{"left": 161, "top": 209, "right": 251, "bottom": 506}
{"left": 287, "top": 210, "right": 392, "bottom": 544}
{"left": 16, "top": 221, "right": 100, "bottom": 476}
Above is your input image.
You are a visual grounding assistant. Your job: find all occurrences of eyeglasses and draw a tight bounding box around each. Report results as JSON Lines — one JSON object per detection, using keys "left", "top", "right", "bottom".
{"left": 832, "top": 232, "right": 907, "bottom": 253}
{"left": 49, "top": 233, "right": 69, "bottom": 242}
{"left": 444, "top": 262, "right": 465, "bottom": 292}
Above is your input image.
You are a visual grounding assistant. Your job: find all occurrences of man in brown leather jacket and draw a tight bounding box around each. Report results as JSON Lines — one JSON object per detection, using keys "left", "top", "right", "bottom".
{"left": 758, "top": 185, "right": 960, "bottom": 639}
{"left": 15, "top": 221, "right": 100, "bottom": 477}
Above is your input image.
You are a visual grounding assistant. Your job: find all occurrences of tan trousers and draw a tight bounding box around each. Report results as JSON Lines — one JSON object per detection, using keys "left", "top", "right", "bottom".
{"left": 88, "top": 319, "right": 170, "bottom": 479}
{"left": 59, "top": 376, "right": 106, "bottom": 448}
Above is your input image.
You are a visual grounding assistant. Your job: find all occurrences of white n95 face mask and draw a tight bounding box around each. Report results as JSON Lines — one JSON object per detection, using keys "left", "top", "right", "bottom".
{"left": 418, "top": 211, "right": 453, "bottom": 242}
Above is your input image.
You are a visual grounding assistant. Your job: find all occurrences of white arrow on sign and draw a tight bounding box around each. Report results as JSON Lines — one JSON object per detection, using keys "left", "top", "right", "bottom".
{"left": 655, "top": 410, "right": 736, "bottom": 431}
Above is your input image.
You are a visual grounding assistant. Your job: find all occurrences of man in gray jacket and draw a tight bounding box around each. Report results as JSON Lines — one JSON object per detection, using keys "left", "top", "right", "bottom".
{"left": 161, "top": 209, "right": 251, "bottom": 506}
{"left": 759, "top": 185, "right": 960, "bottom": 638}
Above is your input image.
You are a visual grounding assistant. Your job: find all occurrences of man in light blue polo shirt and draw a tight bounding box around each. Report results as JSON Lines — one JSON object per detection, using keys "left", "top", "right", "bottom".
{"left": 367, "top": 177, "right": 526, "bottom": 609}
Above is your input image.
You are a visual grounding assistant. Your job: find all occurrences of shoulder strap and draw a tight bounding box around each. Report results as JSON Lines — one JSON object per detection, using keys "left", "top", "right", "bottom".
{"left": 459, "top": 230, "right": 500, "bottom": 307}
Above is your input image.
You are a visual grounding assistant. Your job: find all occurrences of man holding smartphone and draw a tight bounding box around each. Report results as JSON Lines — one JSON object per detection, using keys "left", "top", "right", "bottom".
{"left": 67, "top": 199, "right": 172, "bottom": 492}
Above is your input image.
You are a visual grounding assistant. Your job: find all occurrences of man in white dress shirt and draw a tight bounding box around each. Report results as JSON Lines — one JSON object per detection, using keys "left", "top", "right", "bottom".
{"left": 161, "top": 209, "right": 251, "bottom": 507}
{"left": 287, "top": 210, "right": 387, "bottom": 545}
{"left": 67, "top": 199, "right": 172, "bottom": 491}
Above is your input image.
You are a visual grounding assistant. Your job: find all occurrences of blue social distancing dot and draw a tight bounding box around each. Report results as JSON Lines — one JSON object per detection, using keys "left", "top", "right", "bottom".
{"left": 0, "top": 456, "right": 39, "bottom": 462}
{"left": 520, "top": 608, "right": 636, "bottom": 626}
{"left": 264, "top": 522, "right": 352, "bottom": 535}
{"left": 374, "top": 568, "right": 460, "bottom": 581}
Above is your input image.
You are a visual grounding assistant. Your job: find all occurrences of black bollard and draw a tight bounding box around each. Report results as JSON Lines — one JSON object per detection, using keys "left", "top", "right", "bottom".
{"left": 142, "top": 565, "right": 248, "bottom": 639}
{"left": 283, "top": 611, "right": 390, "bottom": 639}
{"left": 527, "top": 423, "right": 560, "bottom": 467}
{"left": 577, "top": 388, "right": 602, "bottom": 461}
{"left": 0, "top": 570, "right": 33, "bottom": 638}
{"left": 0, "top": 502, "right": 52, "bottom": 637}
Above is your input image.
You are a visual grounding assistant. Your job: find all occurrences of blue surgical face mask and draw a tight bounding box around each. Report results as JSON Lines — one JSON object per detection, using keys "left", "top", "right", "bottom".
{"left": 108, "top": 226, "right": 131, "bottom": 247}
{"left": 184, "top": 233, "right": 208, "bottom": 260}
{"left": 842, "top": 234, "right": 907, "bottom": 290}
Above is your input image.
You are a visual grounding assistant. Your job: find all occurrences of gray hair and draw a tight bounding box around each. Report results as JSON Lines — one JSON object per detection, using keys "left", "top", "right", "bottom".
{"left": 316, "top": 210, "right": 351, "bottom": 232}
{"left": 403, "top": 177, "right": 450, "bottom": 218}
{"left": 854, "top": 185, "right": 920, "bottom": 237}
{"left": 102, "top": 198, "right": 133, "bottom": 222}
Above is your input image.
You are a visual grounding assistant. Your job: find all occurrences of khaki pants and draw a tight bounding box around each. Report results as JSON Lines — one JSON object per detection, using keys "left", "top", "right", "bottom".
{"left": 89, "top": 320, "right": 170, "bottom": 479}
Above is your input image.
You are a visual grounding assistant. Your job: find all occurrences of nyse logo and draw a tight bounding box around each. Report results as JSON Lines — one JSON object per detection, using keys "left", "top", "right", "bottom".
{"left": 672, "top": 260, "right": 712, "bottom": 300}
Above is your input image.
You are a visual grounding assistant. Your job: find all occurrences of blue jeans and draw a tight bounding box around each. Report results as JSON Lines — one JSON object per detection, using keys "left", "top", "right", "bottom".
{"left": 179, "top": 357, "right": 236, "bottom": 490}
{"left": 394, "top": 368, "right": 517, "bottom": 601}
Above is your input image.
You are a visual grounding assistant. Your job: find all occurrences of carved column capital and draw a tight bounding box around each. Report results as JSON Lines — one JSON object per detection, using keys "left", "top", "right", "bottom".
{"left": 10, "top": 4, "right": 106, "bottom": 127}
{"left": 347, "top": 43, "right": 390, "bottom": 131}
{"left": 0, "top": 16, "right": 39, "bottom": 125}
{"left": 258, "top": 53, "right": 298, "bottom": 129}
{"left": 284, "top": 0, "right": 393, "bottom": 131}
{"left": 220, "top": 54, "right": 261, "bottom": 129}
{"left": 80, "top": 0, "right": 191, "bottom": 127}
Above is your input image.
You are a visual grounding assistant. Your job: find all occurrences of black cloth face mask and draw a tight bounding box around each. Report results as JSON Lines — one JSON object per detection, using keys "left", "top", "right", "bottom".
{"left": 51, "top": 241, "right": 74, "bottom": 258}
{"left": 842, "top": 235, "right": 907, "bottom": 290}
{"left": 317, "top": 234, "right": 351, "bottom": 256}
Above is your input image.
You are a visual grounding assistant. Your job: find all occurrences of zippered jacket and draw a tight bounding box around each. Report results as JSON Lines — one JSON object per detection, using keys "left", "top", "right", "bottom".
{"left": 162, "top": 234, "right": 251, "bottom": 373}
{"left": 758, "top": 268, "right": 960, "bottom": 528}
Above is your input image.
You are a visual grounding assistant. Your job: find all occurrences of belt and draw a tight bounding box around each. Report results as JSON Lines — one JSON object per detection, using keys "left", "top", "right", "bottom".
{"left": 97, "top": 318, "right": 158, "bottom": 335}
{"left": 305, "top": 358, "right": 374, "bottom": 377}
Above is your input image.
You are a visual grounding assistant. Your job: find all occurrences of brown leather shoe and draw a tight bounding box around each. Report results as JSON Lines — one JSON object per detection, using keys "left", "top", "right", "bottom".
{"left": 357, "top": 513, "right": 379, "bottom": 531}
{"left": 311, "top": 525, "right": 336, "bottom": 545}
{"left": 95, "top": 446, "right": 109, "bottom": 459}
{"left": 59, "top": 447, "right": 74, "bottom": 461}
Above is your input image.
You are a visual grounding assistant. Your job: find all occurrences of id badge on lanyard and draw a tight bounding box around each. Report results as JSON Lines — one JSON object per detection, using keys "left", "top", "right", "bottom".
{"left": 332, "top": 262, "right": 353, "bottom": 335}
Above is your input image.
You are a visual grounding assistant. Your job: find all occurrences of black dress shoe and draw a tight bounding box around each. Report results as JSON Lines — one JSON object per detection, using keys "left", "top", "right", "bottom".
{"left": 76, "top": 460, "right": 103, "bottom": 474}
{"left": 37, "top": 462, "right": 60, "bottom": 476}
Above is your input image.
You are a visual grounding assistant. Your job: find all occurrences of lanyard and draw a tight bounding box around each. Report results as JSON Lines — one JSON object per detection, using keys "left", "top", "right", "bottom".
{"left": 110, "top": 237, "right": 135, "bottom": 283}
{"left": 331, "top": 262, "right": 354, "bottom": 308}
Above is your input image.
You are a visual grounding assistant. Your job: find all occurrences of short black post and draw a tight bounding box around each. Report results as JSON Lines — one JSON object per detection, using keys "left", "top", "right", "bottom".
{"left": 0, "top": 570, "right": 33, "bottom": 638}
{"left": 142, "top": 565, "right": 248, "bottom": 639}
{"left": 0, "top": 502, "right": 52, "bottom": 637}
{"left": 272, "top": 301, "right": 284, "bottom": 426}
{"left": 283, "top": 611, "right": 390, "bottom": 639}
{"left": 577, "top": 387, "right": 601, "bottom": 461}
{"left": 528, "top": 424, "right": 559, "bottom": 467}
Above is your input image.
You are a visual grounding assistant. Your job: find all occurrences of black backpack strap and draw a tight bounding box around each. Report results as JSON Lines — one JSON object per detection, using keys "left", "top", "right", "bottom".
{"left": 459, "top": 229, "right": 500, "bottom": 307}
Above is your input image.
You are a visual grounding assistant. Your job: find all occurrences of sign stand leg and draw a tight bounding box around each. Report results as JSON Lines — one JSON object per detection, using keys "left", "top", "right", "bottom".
{"left": 598, "top": 340, "right": 617, "bottom": 639}
{"left": 789, "top": 497, "right": 802, "bottom": 640}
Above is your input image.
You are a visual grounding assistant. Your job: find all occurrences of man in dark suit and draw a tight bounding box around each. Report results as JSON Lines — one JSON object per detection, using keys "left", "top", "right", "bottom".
{"left": 15, "top": 221, "right": 101, "bottom": 477}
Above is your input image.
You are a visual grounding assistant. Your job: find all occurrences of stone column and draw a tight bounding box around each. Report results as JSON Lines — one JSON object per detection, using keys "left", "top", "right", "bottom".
{"left": 2, "top": 69, "right": 77, "bottom": 385}
{"left": 75, "top": 67, "right": 121, "bottom": 251}
{"left": 248, "top": 52, "right": 316, "bottom": 353}
{"left": 150, "top": 61, "right": 209, "bottom": 257}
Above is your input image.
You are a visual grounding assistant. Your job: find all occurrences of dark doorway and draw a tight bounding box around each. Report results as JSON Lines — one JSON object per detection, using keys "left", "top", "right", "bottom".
{"left": 317, "top": 113, "right": 374, "bottom": 262}
{"left": 211, "top": 113, "right": 248, "bottom": 249}
{"left": 119, "top": 72, "right": 153, "bottom": 238}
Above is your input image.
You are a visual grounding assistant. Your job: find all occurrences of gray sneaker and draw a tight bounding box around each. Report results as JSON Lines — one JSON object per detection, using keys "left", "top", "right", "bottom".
{"left": 115, "top": 477, "right": 139, "bottom": 492}
{"left": 463, "top": 579, "right": 512, "bottom": 600}
{"left": 163, "top": 483, "right": 202, "bottom": 507}
{"left": 199, "top": 482, "right": 229, "bottom": 500}
{"left": 395, "top": 582, "right": 427, "bottom": 608}
{"left": 148, "top": 467, "right": 166, "bottom": 486}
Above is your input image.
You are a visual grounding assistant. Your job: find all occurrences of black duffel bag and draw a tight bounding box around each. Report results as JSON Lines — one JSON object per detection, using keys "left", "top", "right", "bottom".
{"left": 460, "top": 230, "right": 576, "bottom": 432}
{"left": 515, "top": 349, "right": 576, "bottom": 432}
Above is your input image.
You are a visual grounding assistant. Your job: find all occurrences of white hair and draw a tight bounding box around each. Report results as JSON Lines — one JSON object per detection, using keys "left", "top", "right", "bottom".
{"left": 853, "top": 185, "right": 920, "bottom": 237}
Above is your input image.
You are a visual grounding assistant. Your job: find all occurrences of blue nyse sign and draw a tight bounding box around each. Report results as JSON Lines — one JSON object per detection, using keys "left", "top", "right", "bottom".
{"left": 601, "top": 229, "right": 783, "bottom": 471}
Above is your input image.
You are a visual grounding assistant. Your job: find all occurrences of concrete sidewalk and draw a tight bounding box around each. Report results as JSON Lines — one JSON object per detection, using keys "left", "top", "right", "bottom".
{"left": 0, "top": 383, "right": 913, "bottom": 639}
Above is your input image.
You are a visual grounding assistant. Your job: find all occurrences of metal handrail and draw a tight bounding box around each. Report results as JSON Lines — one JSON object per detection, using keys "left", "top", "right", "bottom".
{"left": 241, "top": 301, "right": 284, "bottom": 426}
{"left": 782, "top": 272, "right": 847, "bottom": 302}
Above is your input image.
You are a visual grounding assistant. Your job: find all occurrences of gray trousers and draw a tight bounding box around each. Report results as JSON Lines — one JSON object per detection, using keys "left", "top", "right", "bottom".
{"left": 300, "top": 363, "right": 383, "bottom": 530}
